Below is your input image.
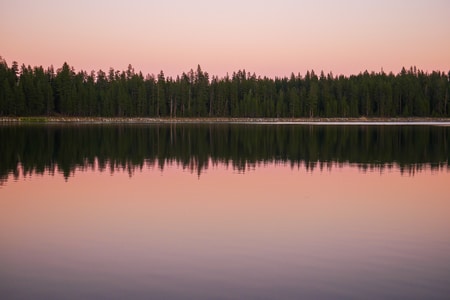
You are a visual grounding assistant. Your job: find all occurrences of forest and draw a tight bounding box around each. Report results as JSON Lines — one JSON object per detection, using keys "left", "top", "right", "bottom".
{"left": 1, "top": 56, "right": 449, "bottom": 118}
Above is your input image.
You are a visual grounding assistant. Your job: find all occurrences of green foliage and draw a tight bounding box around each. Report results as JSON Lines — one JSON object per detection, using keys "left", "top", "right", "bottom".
{"left": 0, "top": 58, "right": 449, "bottom": 118}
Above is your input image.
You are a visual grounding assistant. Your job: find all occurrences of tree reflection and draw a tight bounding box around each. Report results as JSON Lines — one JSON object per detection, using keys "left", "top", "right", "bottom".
{"left": 1, "top": 124, "right": 449, "bottom": 183}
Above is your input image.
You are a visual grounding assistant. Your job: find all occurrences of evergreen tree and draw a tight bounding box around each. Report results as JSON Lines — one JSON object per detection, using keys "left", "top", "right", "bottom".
{"left": 0, "top": 58, "right": 448, "bottom": 118}
{"left": 157, "top": 71, "right": 166, "bottom": 116}
{"left": 308, "top": 80, "right": 318, "bottom": 118}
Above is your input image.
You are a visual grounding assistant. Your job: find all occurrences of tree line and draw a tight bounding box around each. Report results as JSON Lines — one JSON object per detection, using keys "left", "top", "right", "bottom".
{"left": 1, "top": 124, "right": 448, "bottom": 182}
{"left": 1, "top": 57, "right": 449, "bottom": 118}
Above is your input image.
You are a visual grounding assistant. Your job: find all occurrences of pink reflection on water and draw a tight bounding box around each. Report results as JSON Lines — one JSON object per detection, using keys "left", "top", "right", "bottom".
{"left": 1, "top": 162, "right": 450, "bottom": 299}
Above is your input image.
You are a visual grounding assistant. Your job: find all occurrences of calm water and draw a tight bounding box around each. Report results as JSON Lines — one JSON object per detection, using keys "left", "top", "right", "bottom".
{"left": 1, "top": 124, "right": 450, "bottom": 299}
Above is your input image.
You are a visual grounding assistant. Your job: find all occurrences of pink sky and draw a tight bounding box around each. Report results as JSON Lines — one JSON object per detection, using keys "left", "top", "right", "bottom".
{"left": 1, "top": 0, "right": 449, "bottom": 78}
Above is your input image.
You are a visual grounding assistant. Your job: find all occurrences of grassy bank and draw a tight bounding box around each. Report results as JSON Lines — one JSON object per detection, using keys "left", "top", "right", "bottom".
{"left": 1, "top": 116, "right": 450, "bottom": 124}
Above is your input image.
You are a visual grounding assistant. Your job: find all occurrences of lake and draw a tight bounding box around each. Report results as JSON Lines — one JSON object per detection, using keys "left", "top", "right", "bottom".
{"left": 1, "top": 124, "right": 450, "bottom": 299}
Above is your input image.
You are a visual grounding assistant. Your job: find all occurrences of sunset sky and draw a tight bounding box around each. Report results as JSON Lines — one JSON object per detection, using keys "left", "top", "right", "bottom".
{"left": 1, "top": 0, "right": 449, "bottom": 78}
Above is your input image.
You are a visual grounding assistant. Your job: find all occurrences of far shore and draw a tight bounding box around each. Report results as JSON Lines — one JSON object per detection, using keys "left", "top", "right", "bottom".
{"left": 1, "top": 116, "right": 450, "bottom": 125}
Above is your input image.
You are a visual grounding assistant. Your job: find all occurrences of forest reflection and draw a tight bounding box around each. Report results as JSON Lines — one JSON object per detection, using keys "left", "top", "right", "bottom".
{"left": 1, "top": 124, "right": 449, "bottom": 183}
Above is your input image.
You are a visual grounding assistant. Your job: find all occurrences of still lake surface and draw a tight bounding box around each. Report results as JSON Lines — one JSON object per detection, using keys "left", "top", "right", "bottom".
{"left": 1, "top": 124, "right": 450, "bottom": 299}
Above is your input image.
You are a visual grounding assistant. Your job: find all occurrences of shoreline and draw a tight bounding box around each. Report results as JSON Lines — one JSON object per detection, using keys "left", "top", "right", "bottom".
{"left": 1, "top": 116, "right": 450, "bottom": 125}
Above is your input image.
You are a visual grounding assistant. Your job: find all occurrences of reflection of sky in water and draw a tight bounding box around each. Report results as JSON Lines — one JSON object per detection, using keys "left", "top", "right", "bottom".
{"left": 1, "top": 163, "right": 449, "bottom": 299}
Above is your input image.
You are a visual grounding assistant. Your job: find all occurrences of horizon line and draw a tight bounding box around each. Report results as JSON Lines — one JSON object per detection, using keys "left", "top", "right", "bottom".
{"left": 1, "top": 56, "right": 449, "bottom": 80}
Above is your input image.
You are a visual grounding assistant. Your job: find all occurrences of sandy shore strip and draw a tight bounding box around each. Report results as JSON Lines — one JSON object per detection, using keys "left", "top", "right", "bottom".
{"left": 1, "top": 116, "right": 450, "bottom": 125}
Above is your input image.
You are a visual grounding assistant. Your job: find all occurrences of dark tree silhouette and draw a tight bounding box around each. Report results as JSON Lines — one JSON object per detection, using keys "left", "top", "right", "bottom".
{"left": 0, "top": 57, "right": 449, "bottom": 118}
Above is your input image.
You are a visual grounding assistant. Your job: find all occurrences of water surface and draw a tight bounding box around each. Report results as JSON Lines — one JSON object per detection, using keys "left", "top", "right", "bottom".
{"left": 1, "top": 124, "right": 449, "bottom": 299}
